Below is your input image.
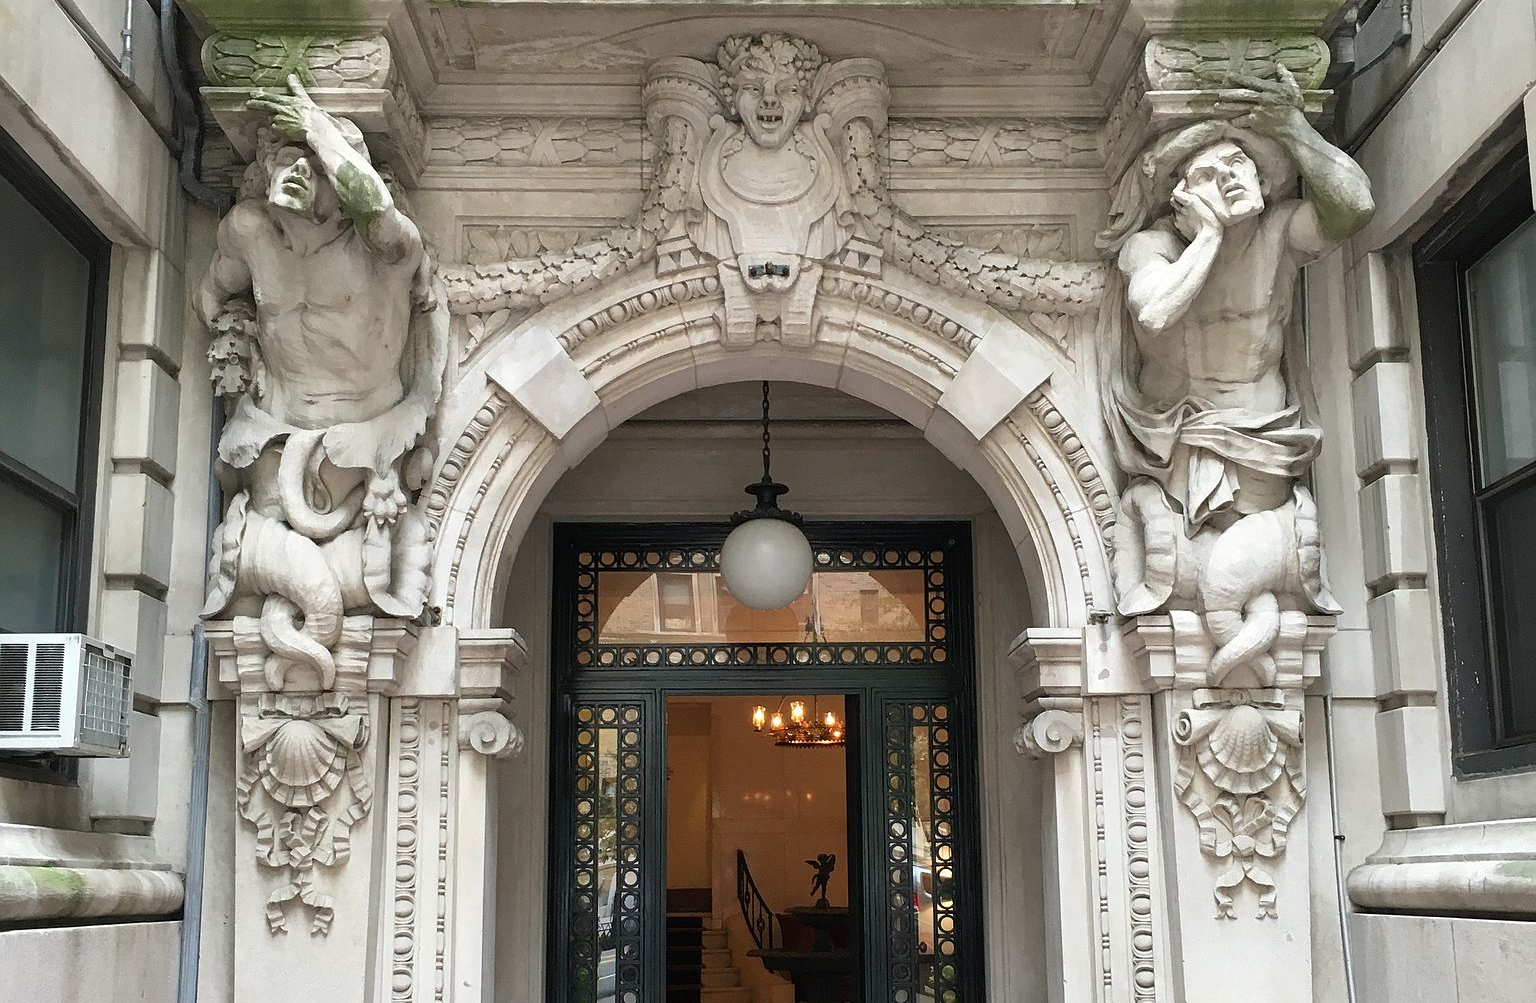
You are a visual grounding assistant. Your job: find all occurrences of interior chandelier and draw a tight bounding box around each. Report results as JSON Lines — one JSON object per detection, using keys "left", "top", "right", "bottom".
{"left": 751, "top": 696, "right": 846, "bottom": 747}
{"left": 718, "top": 381, "right": 814, "bottom": 611}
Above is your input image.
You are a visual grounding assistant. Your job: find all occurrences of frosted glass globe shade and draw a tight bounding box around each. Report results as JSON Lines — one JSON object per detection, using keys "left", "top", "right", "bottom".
{"left": 720, "top": 517, "right": 814, "bottom": 611}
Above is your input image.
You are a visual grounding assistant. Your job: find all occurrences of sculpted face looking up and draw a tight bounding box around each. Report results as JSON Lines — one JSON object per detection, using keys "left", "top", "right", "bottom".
{"left": 263, "top": 143, "right": 338, "bottom": 222}
{"left": 1177, "top": 140, "right": 1265, "bottom": 231}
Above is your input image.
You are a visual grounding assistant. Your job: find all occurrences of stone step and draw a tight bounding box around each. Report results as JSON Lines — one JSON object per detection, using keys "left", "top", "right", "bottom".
{"left": 701, "top": 968, "right": 741, "bottom": 989}
{"left": 701, "top": 949, "right": 734, "bottom": 969}
{"left": 701, "top": 930, "right": 729, "bottom": 951}
{"left": 700, "top": 988, "right": 751, "bottom": 1003}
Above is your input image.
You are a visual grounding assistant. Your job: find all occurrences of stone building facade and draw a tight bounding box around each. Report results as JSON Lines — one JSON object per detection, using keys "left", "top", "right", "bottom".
{"left": 0, "top": 1, "right": 1533, "bottom": 1002}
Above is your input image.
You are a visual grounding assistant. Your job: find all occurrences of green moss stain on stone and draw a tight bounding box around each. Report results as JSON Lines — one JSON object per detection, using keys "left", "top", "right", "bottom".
{"left": 1, "top": 865, "right": 89, "bottom": 913}
{"left": 335, "top": 160, "right": 387, "bottom": 228}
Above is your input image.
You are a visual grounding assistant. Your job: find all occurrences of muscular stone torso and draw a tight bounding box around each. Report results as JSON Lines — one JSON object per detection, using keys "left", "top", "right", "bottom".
{"left": 1133, "top": 203, "right": 1300, "bottom": 415}
{"left": 235, "top": 205, "right": 413, "bottom": 429}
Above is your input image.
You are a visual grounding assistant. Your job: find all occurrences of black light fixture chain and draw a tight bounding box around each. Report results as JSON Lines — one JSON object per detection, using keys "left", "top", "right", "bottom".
{"left": 761, "top": 380, "right": 772, "bottom": 481}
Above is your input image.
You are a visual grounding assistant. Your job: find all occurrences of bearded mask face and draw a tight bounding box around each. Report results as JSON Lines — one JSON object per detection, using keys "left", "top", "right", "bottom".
{"left": 1179, "top": 141, "right": 1266, "bottom": 226}
{"left": 734, "top": 61, "right": 807, "bottom": 150}
{"left": 264, "top": 144, "right": 338, "bottom": 222}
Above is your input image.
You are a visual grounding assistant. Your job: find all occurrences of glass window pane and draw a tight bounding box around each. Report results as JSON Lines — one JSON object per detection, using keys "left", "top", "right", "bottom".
{"left": 0, "top": 172, "right": 91, "bottom": 491}
{"left": 0, "top": 479, "right": 67, "bottom": 632}
{"left": 596, "top": 569, "right": 927, "bottom": 646}
{"left": 1467, "top": 215, "right": 1536, "bottom": 485}
{"left": 1485, "top": 482, "right": 1536, "bottom": 739}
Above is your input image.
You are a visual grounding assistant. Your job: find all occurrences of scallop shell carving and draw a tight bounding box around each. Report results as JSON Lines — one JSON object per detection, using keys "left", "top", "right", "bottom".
{"left": 259, "top": 719, "right": 349, "bottom": 808}
{"left": 1198, "top": 704, "right": 1283, "bottom": 794}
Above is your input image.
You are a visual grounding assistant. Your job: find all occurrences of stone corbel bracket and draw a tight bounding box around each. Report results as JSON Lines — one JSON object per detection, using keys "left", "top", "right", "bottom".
{"left": 1118, "top": 611, "right": 1335, "bottom": 693}
{"left": 1104, "top": 32, "right": 1334, "bottom": 185}
{"left": 455, "top": 629, "right": 530, "bottom": 759}
{"left": 199, "top": 30, "right": 428, "bottom": 184}
{"left": 206, "top": 616, "right": 420, "bottom": 698}
{"left": 1010, "top": 627, "right": 1087, "bottom": 757}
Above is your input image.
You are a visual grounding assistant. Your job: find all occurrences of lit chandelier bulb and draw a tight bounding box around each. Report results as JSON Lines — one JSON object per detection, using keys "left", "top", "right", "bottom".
{"left": 824, "top": 711, "right": 838, "bottom": 728}
{"left": 752, "top": 706, "right": 767, "bottom": 731}
{"left": 770, "top": 712, "right": 785, "bottom": 730}
{"left": 790, "top": 701, "right": 806, "bottom": 724}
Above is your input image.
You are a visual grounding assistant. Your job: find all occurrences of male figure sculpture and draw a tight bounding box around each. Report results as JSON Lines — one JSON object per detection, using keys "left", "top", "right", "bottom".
{"left": 1107, "top": 68, "right": 1374, "bottom": 683}
{"left": 196, "top": 76, "right": 446, "bottom": 689}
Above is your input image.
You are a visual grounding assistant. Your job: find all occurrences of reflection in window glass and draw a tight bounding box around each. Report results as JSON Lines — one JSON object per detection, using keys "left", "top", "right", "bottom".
{"left": 597, "top": 570, "right": 926, "bottom": 645}
{"left": 0, "top": 479, "right": 66, "bottom": 632}
{"left": 0, "top": 172, "right": 91, "bottom": 491}
{"left": 1467, "top": 215, "right": 1536, "bottom": 485}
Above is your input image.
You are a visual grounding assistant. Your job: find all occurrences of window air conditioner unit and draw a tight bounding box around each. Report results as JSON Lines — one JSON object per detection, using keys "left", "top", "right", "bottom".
{"left": 0, "top": 634, "right": 132, "bottom": 757}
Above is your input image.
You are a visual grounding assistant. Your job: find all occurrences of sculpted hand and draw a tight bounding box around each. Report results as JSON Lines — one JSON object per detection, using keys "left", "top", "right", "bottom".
{"left": 247, "top": 75, "right": 340, "bottom": 148}
{"left": 1216, "top": 65, "right": 1309, "bottom": 139}
{"left": 1172, "top": 181, "right": 1223, "bottom": 236}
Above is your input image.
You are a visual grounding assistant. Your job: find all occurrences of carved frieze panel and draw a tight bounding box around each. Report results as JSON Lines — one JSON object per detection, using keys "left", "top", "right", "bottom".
{"left": 203, "top": 33, "right": 392, "bottom": 89}
{"left": 1143, "top": 35, "right": 1330, "bottom": 92}
{"left": 428, "top": 118, "right": 649, "bottom": 169}
{"left": 887, "top": 119, "right": 1102, "bottom": 170}
{"left": 439, "top": 32, "right": 1106, "bottom": 361}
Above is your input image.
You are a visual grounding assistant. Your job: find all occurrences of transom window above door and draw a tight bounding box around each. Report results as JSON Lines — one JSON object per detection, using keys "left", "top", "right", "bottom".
{"left": 563, "top": 530, "right": 960, "bottom": 670}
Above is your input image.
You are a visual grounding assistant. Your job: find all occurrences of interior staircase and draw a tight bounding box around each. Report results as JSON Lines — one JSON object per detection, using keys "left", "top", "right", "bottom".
{"left": 665, "top": 915, "right": 751, "bottom": 1003}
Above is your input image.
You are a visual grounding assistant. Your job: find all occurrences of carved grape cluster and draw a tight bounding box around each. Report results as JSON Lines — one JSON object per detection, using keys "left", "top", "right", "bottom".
{"left": 715, "top": 33, "right": 824, "bottom": 114}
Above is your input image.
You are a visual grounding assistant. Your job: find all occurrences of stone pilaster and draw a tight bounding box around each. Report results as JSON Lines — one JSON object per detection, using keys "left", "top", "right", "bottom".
{"left": 207, "top": 617, "right": 417, "bottom": 1003}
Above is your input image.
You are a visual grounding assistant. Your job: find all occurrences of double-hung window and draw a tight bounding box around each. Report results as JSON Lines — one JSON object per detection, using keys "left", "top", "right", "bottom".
{"left": 0, "top": 131, "right": 109, "bottom": 637}
{"left": 1416, "top": 144, "right": 1536, "bottom": 774}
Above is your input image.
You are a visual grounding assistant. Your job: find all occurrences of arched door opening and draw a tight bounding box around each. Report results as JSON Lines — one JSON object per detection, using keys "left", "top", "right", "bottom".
{"left": 487, "top": 383, "right": 1054, "bottom": 1002}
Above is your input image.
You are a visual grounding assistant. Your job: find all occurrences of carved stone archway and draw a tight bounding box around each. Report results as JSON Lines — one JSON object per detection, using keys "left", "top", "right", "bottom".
{"left": 425, "top": 260, "right": 1118, "bottom": 634}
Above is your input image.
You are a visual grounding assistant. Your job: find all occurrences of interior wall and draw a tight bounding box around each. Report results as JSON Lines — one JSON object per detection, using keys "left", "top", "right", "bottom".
{"left": 667, "top": 702, "right": 714, "bottom": 892}
{"left": 700, "top": 696, "right": 850, "bottom": 915}
{"left": 493, "top": 382, "right": 1045, "bottom": 1001}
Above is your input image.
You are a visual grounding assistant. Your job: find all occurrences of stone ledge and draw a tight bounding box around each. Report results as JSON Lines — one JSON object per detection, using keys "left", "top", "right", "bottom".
{"left": 0, "top": 823, "right": 182, "bottom": 922}
{"left": 1347, "top": 818, "right": 1536, "bottom": 917}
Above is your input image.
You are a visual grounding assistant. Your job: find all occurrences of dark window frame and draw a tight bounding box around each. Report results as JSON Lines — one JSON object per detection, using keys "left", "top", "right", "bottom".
{"left": 0, "top": 129, "right": 111, "bottom": 785}
{"left": 1415, "top": 143, "right": 1536, "bottom": 775}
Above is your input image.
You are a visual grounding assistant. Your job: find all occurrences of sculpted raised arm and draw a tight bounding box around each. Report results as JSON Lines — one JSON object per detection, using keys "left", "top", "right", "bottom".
{"left": 1221, "top": 67, "right": 1375, "bottom": 257}
{"left": 1121, "top": 189, "right": 1225, "bottom": 335}
{"left": 248, "top": 75, "right": 423, "bottom": 266}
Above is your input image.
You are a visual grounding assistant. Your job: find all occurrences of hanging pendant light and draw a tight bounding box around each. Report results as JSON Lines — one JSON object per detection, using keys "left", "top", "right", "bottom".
{"left": 719, "top": 381, "right": 814, "bottom": 611}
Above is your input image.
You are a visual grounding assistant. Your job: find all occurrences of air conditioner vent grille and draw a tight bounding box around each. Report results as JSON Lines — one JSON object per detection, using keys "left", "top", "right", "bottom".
{"left": 0, "top": 643, "right": 25, "bottom": 732}
{"left": 31, "top": 643, "right": 66, "bottom": 731}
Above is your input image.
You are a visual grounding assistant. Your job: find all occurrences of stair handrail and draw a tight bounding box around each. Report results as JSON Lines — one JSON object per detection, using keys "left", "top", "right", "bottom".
{"left": 735, "top": 849, "right": 781, "bottom": 952}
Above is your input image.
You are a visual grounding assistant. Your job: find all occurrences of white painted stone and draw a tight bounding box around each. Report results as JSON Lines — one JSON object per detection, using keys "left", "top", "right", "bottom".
{"left": 1375, "top": 705, "right": 1449, "bottom": 817}
{"left": 110, "top": 358, "right": 181, "bottom": 480}
{"left": 1358, "top": 473, "right": 1430, "bottom": 588}
{"left": 84, "top": 710, "right": 161, "bottom": 822}
{"left": 101, "top": 472, "right": 175, "bottom": 592}
{"left": 117, "top": 247, "right": 187, "bottom": 368}
{"left": 96, "top": 587, "right": 168, "bottom": 703}
{"left": 0, "top": 922, "right": 181, "bottom": 1003}
{"left": 1351, "top": 361, "right": 1418, "bottom": 478}
{"left": 487, "top": 330, "right": 603, "bottom": 440}
{"left": 1366, "top": 589, "right": 1440, "bottom": 697}
{"left": 1345, "top": 251, "right": 1406, "bottom": 368}
{"left": 937, "top": 326, "right": 1052, "bottom": 440}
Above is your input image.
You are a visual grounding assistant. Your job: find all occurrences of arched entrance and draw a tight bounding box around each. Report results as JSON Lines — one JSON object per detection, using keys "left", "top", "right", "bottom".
{"left": 421, "top": 269, "right": 1121, "bottom": 1000}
